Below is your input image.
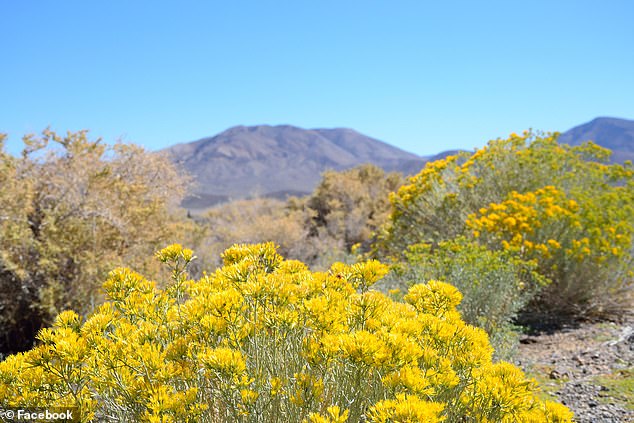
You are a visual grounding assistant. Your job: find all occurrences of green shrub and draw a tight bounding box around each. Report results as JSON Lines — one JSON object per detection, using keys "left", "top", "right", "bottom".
{"left": 378, "top": 238, "right": 547, "bottom": 359}
{"left": 467, "top": 185, "right": 634, "bottom": 320}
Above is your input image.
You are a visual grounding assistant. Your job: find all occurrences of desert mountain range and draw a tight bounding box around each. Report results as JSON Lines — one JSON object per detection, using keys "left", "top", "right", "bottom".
{"left": 165, "top": 117, "right": 634, "bottom": 209}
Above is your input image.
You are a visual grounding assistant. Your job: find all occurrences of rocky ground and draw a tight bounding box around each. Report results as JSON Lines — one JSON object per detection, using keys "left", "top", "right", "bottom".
{"left": 515, "top": 316, "right": 633, "bottom": 422}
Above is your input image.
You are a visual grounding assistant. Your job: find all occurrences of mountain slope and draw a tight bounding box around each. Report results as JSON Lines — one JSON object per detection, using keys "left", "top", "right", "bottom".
{"left": 557, "top": 117, "right": 634, "bottom": 163}
{"left": 166, "top": 118, "right": 634, "bottom": 210}
{"left": 165, "top": 125, "right": 427, "bottom": 208}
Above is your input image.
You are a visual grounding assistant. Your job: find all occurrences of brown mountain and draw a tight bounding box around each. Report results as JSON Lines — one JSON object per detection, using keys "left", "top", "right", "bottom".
{"left": 557, "top": 117, "right": 634, "bottom": 163}
{"left": 165, "top": 125, "right": 428, "bottom": 209}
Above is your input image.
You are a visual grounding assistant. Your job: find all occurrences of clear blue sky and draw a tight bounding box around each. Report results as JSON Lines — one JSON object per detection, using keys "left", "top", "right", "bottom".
{"left": 1, "top": 0, "right": 633, "bottom": 157}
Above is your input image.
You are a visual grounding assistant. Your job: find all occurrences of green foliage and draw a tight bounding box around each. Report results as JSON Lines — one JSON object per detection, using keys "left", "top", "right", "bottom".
{"left": 378, "top": 131, "right": 634, "bottom": 321}
{"left": 379, "top": 238, "right": 547, "bottom": 359}
{"left": 0, "top": 244, "right": 573, "bottom": 422}
{"left": 0, "top": 130, "right": 189, "bottom": 353}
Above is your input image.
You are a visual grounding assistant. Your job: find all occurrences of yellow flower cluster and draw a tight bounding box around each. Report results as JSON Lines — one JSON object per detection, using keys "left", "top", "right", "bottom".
{"left": 0, "top": 243, "right": 572, "bottom": 422}
{"left": 467, "top": 185, "right": 632, "bottom": 268}
{"left": 466, "top": 186, "right": 577, "bottom": 259}
{"left": 368, "top": 393, "right": 446, "bottom": 422}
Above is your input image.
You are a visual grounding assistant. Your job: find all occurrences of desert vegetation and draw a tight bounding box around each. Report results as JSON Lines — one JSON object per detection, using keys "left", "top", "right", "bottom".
{"left": 0, "top": 243, "right": 573, "bottom": 422}
{"left": 1, "top": 129, "right": 632, "bottom": 421}
{"left": 377, "top": 131, "right": 633, "bottom": 326}
{"left": 0, "top": 130, "right": 190, "bottom": 353}
{"left": 190, "top": 164, "right": 402, "bottom": 272}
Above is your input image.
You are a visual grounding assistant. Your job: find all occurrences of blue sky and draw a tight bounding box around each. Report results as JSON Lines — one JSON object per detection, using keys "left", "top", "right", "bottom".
{"left": 1, "top": 1, "right": 633, "bottom": 157}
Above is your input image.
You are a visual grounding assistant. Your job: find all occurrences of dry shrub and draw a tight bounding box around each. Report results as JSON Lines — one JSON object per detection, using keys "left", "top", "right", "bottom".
{"left": 0, "top": 130, "right": 189, "bottom": 353}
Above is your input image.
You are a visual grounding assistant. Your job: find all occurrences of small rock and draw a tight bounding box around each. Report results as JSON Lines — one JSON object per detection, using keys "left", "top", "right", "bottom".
{"left": 549, "top": 368, "right": 570, "bottom": 380}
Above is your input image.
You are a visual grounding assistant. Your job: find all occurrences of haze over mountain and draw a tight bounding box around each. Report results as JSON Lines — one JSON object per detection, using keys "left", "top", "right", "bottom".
{"left": 165, "top": 125, "right": 428, "bottom": 209}
{"left": 558, "top": 117, "right": 634, "bottom": 163}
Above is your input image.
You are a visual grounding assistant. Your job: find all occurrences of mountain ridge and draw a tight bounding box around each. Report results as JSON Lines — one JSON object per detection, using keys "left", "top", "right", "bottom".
{"left": 166, "top": 118, "right": 634, "bottom": 209}
{"left": 165, "top": 124, "right": 431, "bottom": 208}
{"left": 557, "top": 117, "right": 634, "bottom": 162}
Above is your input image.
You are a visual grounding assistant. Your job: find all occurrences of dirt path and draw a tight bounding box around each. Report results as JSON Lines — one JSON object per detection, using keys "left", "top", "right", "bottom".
{"left": 514, "top": 316, "right": 633, "bottom": 422}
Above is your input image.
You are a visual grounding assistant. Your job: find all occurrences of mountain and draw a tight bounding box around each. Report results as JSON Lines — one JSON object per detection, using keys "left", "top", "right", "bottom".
{"left": 557, "top": 117, "right": 634, "bottom": 163}
{"left": 165, "top": 125, "right": 429, "bottom": 209}
{"left": 166, "top": 118, "right": 634, "bottom": 210}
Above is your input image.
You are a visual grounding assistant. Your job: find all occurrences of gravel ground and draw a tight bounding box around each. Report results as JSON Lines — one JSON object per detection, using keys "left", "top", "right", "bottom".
{"left": 514, "top": 316, "right": 633, "bottom": 423}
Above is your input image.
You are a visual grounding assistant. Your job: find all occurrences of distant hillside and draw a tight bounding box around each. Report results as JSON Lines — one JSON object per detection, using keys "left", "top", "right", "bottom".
{"left": 165, "top": 119, "right": 634, "bottom": 210}
{"left": 165, "top": 125, "right": 429, "bottom": 209}
{"left": 557, "top": 117, "right": 634, "bottom": 163}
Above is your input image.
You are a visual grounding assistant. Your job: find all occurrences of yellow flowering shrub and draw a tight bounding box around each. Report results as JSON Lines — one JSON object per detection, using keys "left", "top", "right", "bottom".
{"left": 467, "top": 184, "right": 633, "bottom": 318}
{"left": 0, "top": 244, "right": 572, "bottom": 422}
{"left": 379, "top": 131, "right": 634, "bottom": 320}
